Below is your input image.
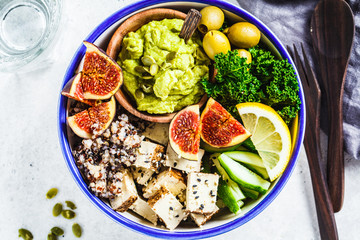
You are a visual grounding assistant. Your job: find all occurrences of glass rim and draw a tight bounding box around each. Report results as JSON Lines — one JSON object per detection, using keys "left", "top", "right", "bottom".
{"left": 0, "top": 0, "right": 62, "bottom": 72}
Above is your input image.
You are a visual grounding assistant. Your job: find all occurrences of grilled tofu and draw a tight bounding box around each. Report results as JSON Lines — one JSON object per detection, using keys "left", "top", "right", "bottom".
{"left": 186, "top": 172, "right": 219, "bottom": 214}
{"left": 142, "top": 123, "right": 169, "bottom": 146}
{"left": 142, "top": 168, "right": 186, "bottom": 201}
{"left": 148, "top": 187, "right": 187, "bottom": 230}
{"left": 129, "top": 197, "right": 158, "bottom": 225}
{"left": 110, "top": 169, "right": 138, "bottom": 212}
{"left": 190, "top": 205, "right": 219, "bottom": 227}
{"left": 131, "top": 166, "right": 155, "bottom": 185}
{"left": 165, "top": 143, "right": 204, "bottom": 173}
{"left": 134, "top": 141, "right": 165, "bottom": 170}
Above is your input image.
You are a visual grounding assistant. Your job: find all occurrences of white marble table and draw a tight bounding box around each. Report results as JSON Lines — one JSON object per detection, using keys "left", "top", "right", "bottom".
{"left": 1, "top": 0, "right": 359, "bottom": 239}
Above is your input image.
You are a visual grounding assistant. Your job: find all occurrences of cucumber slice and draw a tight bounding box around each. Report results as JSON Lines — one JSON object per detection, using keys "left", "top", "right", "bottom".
{"left": 242, "top": 163, "right": 269, "bottom": 180}
{"left": 218, "top": 154, "right": 270, "bottom": 194}
{"left": 218, "top": 178, "right": 244, "bottom": 213}
{"left": 211, "top": 155, "right": 246, "bottom": 200}
{"left": 212, "top": 154, "right": 246, "bottom": 213}
{"left": 240, "top": 186, "right": 259, "bottom": 200}
{"left": 225, "top": 151, "right": 265, "bottom": 168}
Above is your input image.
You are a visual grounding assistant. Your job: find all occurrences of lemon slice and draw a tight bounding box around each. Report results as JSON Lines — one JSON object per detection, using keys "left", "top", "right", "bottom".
{"left": 236, "top": 102, "right": 292, "bottom": 181}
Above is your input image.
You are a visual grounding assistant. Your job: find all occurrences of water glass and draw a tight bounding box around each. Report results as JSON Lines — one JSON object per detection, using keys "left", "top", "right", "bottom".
{"left": 0, "top": 0, "right": 62, "bottom": 72}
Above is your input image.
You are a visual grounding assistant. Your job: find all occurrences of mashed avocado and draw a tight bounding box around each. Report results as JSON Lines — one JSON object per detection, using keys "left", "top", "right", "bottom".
{"left": 117, "top": 18, "right": 210, "bottom": 114}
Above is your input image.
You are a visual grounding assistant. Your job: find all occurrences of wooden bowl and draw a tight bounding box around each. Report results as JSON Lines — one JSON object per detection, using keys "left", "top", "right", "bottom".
{"left": 106, "top": 8, "right": 208, "bottom": 123}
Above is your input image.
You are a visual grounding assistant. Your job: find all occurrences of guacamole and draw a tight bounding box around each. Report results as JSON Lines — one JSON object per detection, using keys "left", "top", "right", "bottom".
{"left": 117, "top": 18, "right": 210, "bottom": 114}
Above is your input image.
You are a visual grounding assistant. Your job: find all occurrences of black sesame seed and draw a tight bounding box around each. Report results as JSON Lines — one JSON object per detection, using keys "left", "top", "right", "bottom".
{"left": 141, "top": 173, "right": 144, "bottom": 177}
{"left": 193, "top": 191, "right": 197, "bottom": 195}
{"left": 144, "top": 160, "right": 150, "bottom": 163}
{"left": 197, "top": 178, "right": 201, "bottom": 182}
{"left": 182, "top": 206, "right": 186, "bottom": 210}
{"left": 199, "top": 204, "right": 204, "bottom": 210}
{"left": 195, "top": 196, "right": 199, "bottom": 199}
{"left": 192, "top": 184, "right": 197, "bottom": 188}
{"left": 173, "top": 162, "right": 177, "bottom": 167}
{"left": 205, "top": 179, "right": 208, "bottom": 183}
{"left": 170, "top": 207, "right": 173, "bottom": 210}
{"left": 138, "top": 169, "right": 142, "bottom": 173}
{"left": 175, "top": 214, "right": 179, "bottom": 218}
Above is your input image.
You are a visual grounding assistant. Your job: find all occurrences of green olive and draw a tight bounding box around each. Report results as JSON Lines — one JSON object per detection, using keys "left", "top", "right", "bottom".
{"left": 227, "top": 22, "right": 261, "bottom": 48}
{"left": 203, "top": 30, "right": 231, "bottom": 60}
{"left": 235, "top": 49, "right": 252, "bottom": 64}
{"left": 198, "top": 6, "right": 224, "bottom": 34}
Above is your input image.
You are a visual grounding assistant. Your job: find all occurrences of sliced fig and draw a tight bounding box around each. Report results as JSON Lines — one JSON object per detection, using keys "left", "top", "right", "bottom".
{"left": 169, "top": 105, "right": 201, "bottom": 161}
{"left": 200, "top": 98, "right": 251, "bottom": 148}
{"left": 68, "top": 96, "right": 116, "bottom": 138}
{"left": 61, "top": 73, "right": 99, "bottom": 106}
{"left": 81, "top": 41, "right": 123, "bottom": 100}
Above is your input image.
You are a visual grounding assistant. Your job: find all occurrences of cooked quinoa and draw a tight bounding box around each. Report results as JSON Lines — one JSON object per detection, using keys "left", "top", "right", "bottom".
{"left": 73, "top": 113, "right": 146, "bottom": 198}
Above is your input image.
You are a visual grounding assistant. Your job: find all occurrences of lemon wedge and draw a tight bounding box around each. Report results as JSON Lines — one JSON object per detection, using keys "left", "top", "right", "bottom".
{"left": 236, "top": 102, "right": 292, "bottom": 181}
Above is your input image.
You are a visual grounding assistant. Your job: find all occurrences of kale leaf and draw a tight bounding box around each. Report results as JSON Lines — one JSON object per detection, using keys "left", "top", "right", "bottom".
{"left": 201, "top": 46, "right": 301, "bottom": 125}
{"left": 201, "top": 50, "right": 261, "bottom": 116}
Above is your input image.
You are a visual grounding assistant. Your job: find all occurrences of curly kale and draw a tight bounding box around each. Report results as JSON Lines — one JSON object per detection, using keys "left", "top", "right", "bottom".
{"left": 250, "top": 46, "right": 301, "bottom": 124}
{"left": 201, "top": 50, "right": 261, "bottom": 116}
{"left": 201, "top": 46, "right": 301, "bottom": 125}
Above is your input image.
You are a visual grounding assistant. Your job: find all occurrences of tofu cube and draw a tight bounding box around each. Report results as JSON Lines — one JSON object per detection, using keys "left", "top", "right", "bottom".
{"left": 186, "top": 172, "right": 219, "bottom": 214}
{"left": 165, "top": 143, "right": 204, "bottom": 173}
{"left": 190, "top": 206, "right": 219, "bottom": 227}
{"left": 110, "top": 169, "right": 138, "bottom": 212}
{"left": 131, "top": 166, "right": 155, "bottom": 185}
{"left": 134, "top": 141, "right": 165, "bottom": 170}
{"left": 148, "top": 187, "right": 187, "bottom": 230}
{"left": 142, "top": 123, "right": 169, "bottom": 146}
{"left": 129, "top": 197, "right": 158, "bottom": 225}
{"left": 143, "top": 168, "right": 186, "bottom": 200}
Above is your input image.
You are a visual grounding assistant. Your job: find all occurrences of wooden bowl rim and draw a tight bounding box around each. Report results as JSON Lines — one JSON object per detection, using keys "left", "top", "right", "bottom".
{"left": 106, "top": 8, "right": 208, "bottom": 123}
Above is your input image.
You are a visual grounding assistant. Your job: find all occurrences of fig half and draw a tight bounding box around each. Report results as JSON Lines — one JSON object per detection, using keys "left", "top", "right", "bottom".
{"left": 200, "top": 98, "right": 251, "bottom": 148}
{"left": 61, "top": 73, "right": 99, "bottom": 106}
{"left": 169, "top": 105, "right": 201, "bottom": 161}
{"left": 67, "top": 96, "right": 116, "bottom": 138}
{"left": 81, "top": 41, "right": 123, "bottom": 100}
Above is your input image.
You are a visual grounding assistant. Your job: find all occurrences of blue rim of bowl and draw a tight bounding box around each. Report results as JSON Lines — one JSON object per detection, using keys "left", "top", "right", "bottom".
{"left": 58, "top": 0, "right": 306, "bottom": 239}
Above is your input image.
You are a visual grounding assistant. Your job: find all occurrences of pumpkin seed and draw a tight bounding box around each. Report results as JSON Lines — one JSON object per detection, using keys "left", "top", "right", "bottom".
{"left": 141, "top": 55, "right": 156, "bottom": 66}
{"left": 51, "top": 227, "right": 64, "bottom": 236}
{"left": 61, "top": 209, "right": 76, "bottom": 219}
{"left": 135, "top": 89, "right": 144, "bottom": 100}
{"left": 166, "top": 51, "right": 177, "bottom": 61}
{"left": 134, "top": 65, "right": 148, "bottom": 74}
{"left": 141, "top": 83, "right": 153, "bottom": 94}
{"left": 18, "top": 228, "right": 33, "bottom": 240}
{"left": 46, "top": 188, "right": 58, "bottom": 199}
{"left": 72, "top": 223, "right": 82, "bottom": 238}
{"left": 149, "top": 64, "right": 158, "bottom": 76}
{"left": 65, "top": 200, "right": 77, "bottom": 210}
{"left": 161, "top": 62, "right": 172, "bottom": 69}
{"left": 47, "top": 232, "right": 57, "bottom": 240}
{"left": 142, "top": 75, "right": 153, "bottom": 80}
{"left": 52, "top": 203, "right": 63, "bottom": 217}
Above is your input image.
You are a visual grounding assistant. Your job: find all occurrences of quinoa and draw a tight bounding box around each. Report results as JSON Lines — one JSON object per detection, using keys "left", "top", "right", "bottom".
{"left": 73, "top": 112, "right": 145, "bottom": 199}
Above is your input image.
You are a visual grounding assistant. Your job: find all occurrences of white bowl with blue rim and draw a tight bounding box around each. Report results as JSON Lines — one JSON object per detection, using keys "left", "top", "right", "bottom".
{"left": 58, "top": 0, "right": 305, "bottom": 238}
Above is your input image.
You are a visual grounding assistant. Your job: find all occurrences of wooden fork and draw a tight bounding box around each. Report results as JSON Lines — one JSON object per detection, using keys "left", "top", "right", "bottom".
{"left": 287, "top": 44, "right": 338, "bottom": 240}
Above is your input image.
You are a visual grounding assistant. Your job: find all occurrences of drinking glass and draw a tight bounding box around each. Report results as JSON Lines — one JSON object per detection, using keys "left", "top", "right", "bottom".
{"left": 0, "top": 0, "right": 62, "bottom": 72}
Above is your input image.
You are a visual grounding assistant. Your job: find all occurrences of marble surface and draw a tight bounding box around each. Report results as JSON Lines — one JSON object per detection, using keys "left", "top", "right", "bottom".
{"left": 1, "top": 0, "right": 359, "bottom": 239}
